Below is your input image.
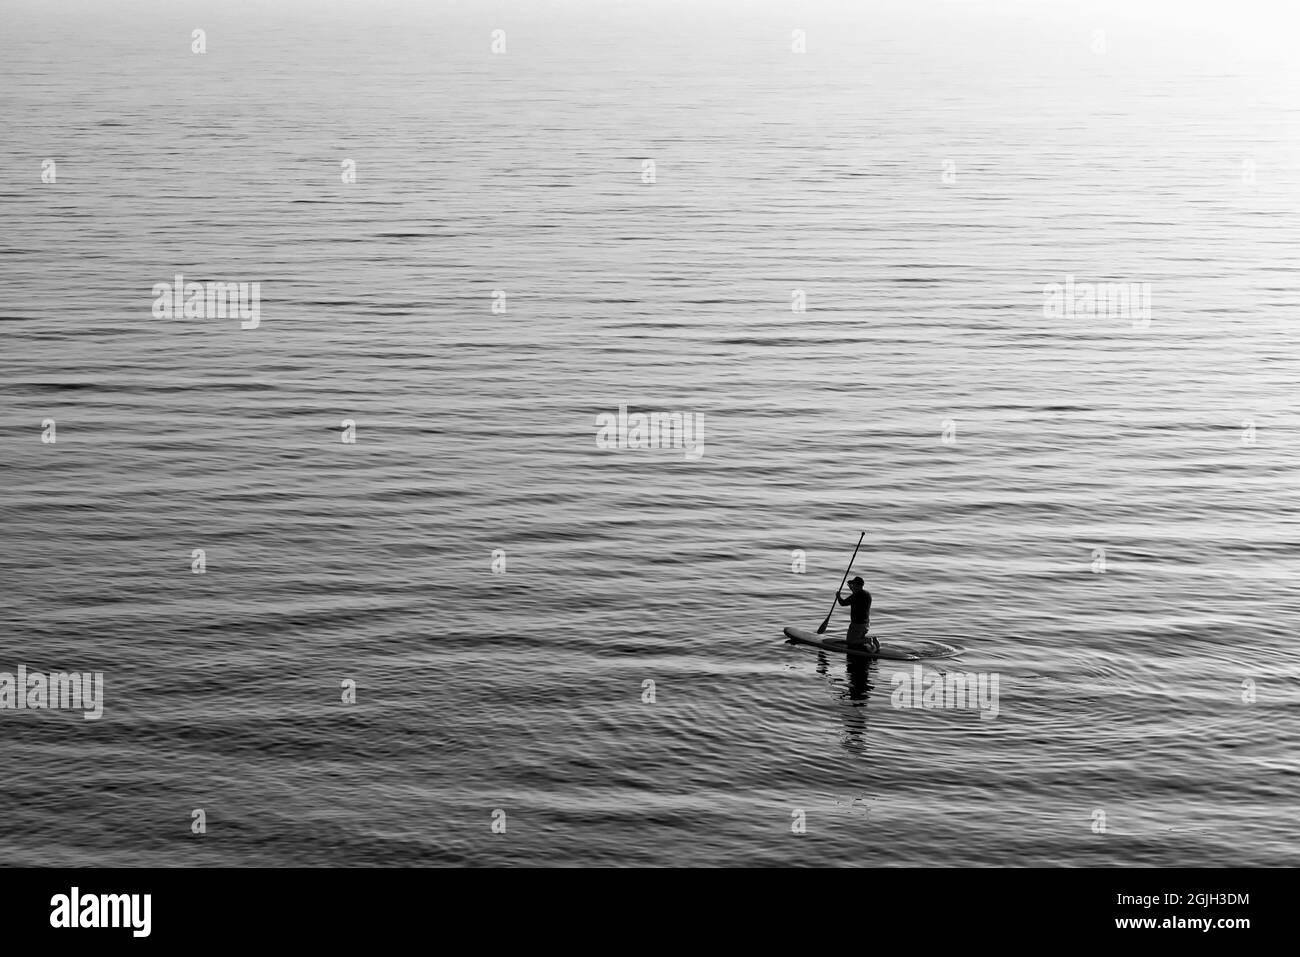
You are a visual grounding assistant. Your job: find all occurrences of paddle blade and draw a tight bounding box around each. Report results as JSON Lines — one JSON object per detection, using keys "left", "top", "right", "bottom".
{"left": 816, "top": 615, "right": 831, "bottom": 635}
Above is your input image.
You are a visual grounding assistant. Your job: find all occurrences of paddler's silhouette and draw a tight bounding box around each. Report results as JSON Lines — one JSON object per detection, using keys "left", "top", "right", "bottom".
{"left": 835, "top": 577, "right": 878, "bottom": 653}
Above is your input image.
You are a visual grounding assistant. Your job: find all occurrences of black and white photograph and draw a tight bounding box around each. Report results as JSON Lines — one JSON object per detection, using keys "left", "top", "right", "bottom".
{"left": 0, "top": 0, "right": 1288, "bottom": 941}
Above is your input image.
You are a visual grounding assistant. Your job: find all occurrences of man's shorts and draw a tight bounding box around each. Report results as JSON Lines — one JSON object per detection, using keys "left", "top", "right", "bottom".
{"left": 846, "top": 622, "right": 870, "bottom": 646}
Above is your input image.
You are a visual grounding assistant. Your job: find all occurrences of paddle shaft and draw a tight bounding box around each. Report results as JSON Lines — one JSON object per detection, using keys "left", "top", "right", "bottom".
{"left": 817, "top": 531, "right": 865, "bottom": 634}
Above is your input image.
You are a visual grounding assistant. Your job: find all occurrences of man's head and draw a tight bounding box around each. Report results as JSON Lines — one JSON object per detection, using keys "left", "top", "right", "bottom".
{"left": 849, "top": 576, "right": 865, "bottom": 592}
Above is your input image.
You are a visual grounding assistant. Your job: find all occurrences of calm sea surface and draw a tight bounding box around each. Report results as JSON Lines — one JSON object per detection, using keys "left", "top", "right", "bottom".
{"left": 2, "top": 0, "right": 1299, "bottom": 866}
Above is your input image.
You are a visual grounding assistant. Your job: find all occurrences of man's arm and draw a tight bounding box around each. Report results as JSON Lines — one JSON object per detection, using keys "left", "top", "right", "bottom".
{"left": 836, "top": 591, "right": 851, "bottom": 606}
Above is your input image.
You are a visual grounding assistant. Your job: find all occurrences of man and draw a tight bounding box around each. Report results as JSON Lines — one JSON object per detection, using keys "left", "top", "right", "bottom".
{"left": 836, "top": 577, "right": 877, "bottom": 653}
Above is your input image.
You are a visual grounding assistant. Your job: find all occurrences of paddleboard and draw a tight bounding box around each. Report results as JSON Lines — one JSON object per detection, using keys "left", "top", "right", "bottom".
{"left": 784, "top": 626, "right": 960, "bottom": 661}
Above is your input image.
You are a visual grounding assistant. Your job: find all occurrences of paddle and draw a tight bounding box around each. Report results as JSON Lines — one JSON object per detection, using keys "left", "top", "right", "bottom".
{"left": 817, "top": 531, "right": 865, "bottom": 634}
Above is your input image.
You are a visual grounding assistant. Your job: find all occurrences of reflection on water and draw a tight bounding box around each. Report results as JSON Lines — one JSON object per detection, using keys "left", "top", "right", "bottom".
{"left": 813, "top": 650, "right": 876, "bottom": 753}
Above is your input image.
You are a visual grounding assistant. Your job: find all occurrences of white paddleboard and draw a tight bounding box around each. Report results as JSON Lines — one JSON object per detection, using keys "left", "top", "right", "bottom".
{"left": 784, "top": 626, "right": 959, "bottom": 661}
